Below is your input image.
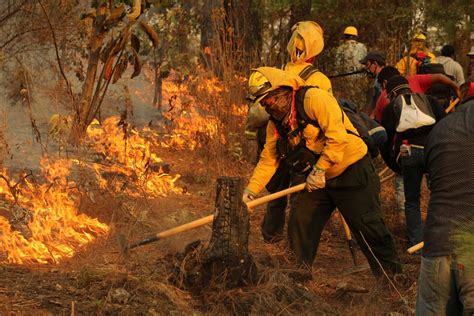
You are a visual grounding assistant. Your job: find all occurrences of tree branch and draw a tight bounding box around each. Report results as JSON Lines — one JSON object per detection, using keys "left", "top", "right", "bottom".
{"left": 0, "top": 26, "right": 48, "bottom": 49}
{"left": 37, "top": 0, "right": 75, "bottom": 104}
{"left": 0, "top": 0, "right": 29, "bottom": 26}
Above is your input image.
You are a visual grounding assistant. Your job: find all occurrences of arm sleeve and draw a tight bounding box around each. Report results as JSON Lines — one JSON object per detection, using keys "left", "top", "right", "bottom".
{"left": 417, "top": 74, "right": 434, "bottom": 92}
{"left": 356, "top": 43, "right": 367, "bottom": 63}
{"left": 395, "top": 58, "right": 407, "bottom": 76}
{"left": 246, "top": 121, "right": 280, "bottom": 195}
{"left": 381, "top": 103, "right": 396, "bottom": 138}
{"left": 427, "top": 96, "right": 447, "bottom": 122}
{"left": 303, "top": 90, "right": 349, "bottom": 170}
{"left": 454, "top": 63, "right": 465, "bottom": 86}
{"left": 375, "top": 90, "right": 389, "bottom": 123}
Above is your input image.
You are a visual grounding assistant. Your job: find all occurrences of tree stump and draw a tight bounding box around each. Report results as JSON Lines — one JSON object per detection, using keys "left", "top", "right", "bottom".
{"left": 171, "top": 177, "right": 257, "bottom": 291}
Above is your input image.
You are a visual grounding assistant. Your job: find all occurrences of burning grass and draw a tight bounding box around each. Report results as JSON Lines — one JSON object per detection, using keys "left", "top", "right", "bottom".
{"left": 0, "top": 63, "right": 423, "bottom": 314}
{"left": 0, "top": 111, "right": 189, "bottom": 264}
{"left": 0, "top": 160, "right": 109, "bottom": 264}
{"left": 85, "top": 116, "right": 182, "bottom": 198}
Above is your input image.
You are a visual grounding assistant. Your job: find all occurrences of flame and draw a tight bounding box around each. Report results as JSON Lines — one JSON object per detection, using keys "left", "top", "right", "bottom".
{"left": 132, "top": 67, "right": 247, "bottom": 151}
{"left": 0, "top": 65, "right": 248, "bottom": 264}
{"left": 0, "top": 160, "right": 109, "bottom": 264}
{"left": 86, "top": 117, "right": 181, "bottom": 198}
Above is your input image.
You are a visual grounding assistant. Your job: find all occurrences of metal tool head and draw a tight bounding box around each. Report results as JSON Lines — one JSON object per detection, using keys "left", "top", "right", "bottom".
{"left": 343, "top": 263, "right": 370, "bottom": 275}
{"left": 116, "top": 233, "right": 130, "bottom": 257}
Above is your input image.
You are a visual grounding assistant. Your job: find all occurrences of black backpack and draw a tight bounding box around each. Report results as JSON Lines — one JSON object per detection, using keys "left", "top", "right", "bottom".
{"left": 295, "top": 86, "right": 387, "bottom": 158}
{"left": 265, "top": 85, "right": 386, "bottom": 191}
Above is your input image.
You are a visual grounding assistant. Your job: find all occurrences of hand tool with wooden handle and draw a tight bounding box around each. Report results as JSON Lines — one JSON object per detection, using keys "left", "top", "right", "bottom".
{"left": 118, "top": 183, "right": 306, "bottom": 254}
{"left": 407, "top": 241, "right": 424, "bottom": 254}
{"left": 339, "top": 213, "right": 357, "bottom": 266}
{"left": 445, "top": 98, "right": 459, "bottom": 113}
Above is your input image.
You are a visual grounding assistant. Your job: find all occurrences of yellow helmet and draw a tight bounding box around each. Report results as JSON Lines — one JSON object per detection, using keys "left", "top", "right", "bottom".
{"left": 344, "top": 26, "right": 358, "bottom": 37}
{"left": 287, "top": 21, "right": 324, "bottom": 63}
{"left": 412, "top": 33, "right": 426, "bottom": 41}
{"left": 247, "top": 67, "right": 304, "bottom": 103}
{"left": 248, "top": 70, "right": 272, "bottom": 104}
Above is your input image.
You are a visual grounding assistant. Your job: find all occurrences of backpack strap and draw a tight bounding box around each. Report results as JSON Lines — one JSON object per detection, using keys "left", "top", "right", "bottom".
{"left": 296, "top": 89, "right": 361, "bottom": 139}
{"left": 298, "top": 64, "right": 319, "bottom": 81}
{"left": 295, "top": 86, "right": 320, "bottom": 128}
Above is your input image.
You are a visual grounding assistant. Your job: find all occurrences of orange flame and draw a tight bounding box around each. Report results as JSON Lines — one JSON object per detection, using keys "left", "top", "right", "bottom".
{"left": 0, "top": 160, "right": 109, "bottom": 264}
{"left": 86, "top": 117, "right": 182, "bottom": 197}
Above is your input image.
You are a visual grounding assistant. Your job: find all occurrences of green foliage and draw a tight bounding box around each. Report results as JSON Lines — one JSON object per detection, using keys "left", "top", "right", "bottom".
{"left": 424, "top": 0, "right": 473, "bottom": 57}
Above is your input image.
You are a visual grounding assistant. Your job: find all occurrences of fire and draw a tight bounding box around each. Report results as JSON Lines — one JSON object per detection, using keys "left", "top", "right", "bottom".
{"left": 86, "top": 117, "right": 182, "bottom": 197}
{"left": 0, "top": 160, "right": 109, "bottom": 264}
{"left": 134, "top": 67, "right": 248, "bottom": 151}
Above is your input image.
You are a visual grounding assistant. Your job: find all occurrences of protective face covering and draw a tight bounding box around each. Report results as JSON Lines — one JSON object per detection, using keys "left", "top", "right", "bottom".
{"left": 366, "top": 69, "right": 376, "bottom": 79}
{"left": 261, "top": 89, "right": 292, "bottom": 123}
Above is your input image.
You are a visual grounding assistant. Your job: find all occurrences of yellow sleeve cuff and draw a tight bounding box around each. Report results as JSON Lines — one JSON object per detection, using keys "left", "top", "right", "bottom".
{"left": 316, "top": 156, "right": 333, "bottom": 171}
{"left": 244, "top": 187, "right": 257, "bottom": 197}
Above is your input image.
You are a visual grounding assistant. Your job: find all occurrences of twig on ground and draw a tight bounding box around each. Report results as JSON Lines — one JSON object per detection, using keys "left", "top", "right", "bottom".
{"left": 378, "top": 166, "right": 390, "bottom": 177}
{"left": 0, "top": 170, "right": 33, "bottom": 203}
{"left": 380, "top": 172, "right": 396, "bottom": 184}
{"left": 359, "top": 230, "right": 409, "bottom": 307}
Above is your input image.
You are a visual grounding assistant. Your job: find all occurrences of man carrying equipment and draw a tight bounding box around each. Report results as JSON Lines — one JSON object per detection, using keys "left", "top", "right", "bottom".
{"left": 243, "top": 67, "right": 401, "bottom": 277}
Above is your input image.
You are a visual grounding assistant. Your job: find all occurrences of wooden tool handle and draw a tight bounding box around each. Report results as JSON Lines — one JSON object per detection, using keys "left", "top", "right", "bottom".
{"left": 246, "top": 183, "right": 306, "bottom": 209}
{"left": 158, "top": 214, "right": 215, "bottom": 239}
{"left": 156, "top": 183, "right": 306, "bottom": 239}
{"left": 339, "top": 214, "right": 352, "bottom": 241}
{"left": 445, "top": 98, "right": 459, "bottom": 113}
{"left": 407, "top": 241, "right": 424, "bottom": 254}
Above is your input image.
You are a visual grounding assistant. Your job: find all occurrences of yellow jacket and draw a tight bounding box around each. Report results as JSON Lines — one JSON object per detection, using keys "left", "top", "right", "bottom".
{"left": 284, "top": 62, "right": 333, "bottom": 94}
{"left": 246, "top": 88, "right": 368, "bottom": 195}
{"left": 395, "top": 51, "right": 436, "bottom": 76}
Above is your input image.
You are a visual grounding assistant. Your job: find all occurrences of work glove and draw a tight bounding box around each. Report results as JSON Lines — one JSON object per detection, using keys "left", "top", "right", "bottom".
{"left": 242, "top": 188, "right": 256, "bottom": 205}
{"left": 305, "top": 166, "right": 326, "bottom": 192}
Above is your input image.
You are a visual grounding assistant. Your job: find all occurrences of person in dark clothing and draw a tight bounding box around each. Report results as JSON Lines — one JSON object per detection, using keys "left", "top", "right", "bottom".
{"left": 415, "top": 92, "right": 474, "bottom": 315}
{"left": 458, "top": 81, "right": 474, "bottom": 110}
{"left": 359, "top": 51, "right": 386, "bottom": 115}
{"left": 381, "top": 76, "right": 445, "bottom": 247}
{"left": 418, "top": 63, "right": 458, "bottom": 110}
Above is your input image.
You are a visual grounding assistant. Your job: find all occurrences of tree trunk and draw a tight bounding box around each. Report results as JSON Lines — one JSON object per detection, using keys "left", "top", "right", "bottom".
{"left": 70, "top": 7, "right": 108, "bottom": 144}
{"left": 222, "top": 0, "right": 262, "bottom": 70}
{"left": 171, "top": 177, "right": 257, "bottom": 291}
{"left": 200, "top": 0, "right": 219, "bottom": 68}
{"left": 205, "top": 177, "right": 250, "bottom": 259}
{"left": 152, "top": 50, "right": 162, "bottom": 109}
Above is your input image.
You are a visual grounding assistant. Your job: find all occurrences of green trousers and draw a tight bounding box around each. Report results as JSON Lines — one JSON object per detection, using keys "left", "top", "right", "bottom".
{"left": 288, "top": 155, "right": 402, "bottom": 277}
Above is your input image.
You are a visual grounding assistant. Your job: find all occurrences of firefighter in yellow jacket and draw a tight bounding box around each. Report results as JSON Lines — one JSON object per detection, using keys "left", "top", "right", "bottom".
{"left": 283, "top": 21, "right": 332, "bottom": 93}
{"left": 246, "top": 21, "right": 333, "bottom": 242}
{"left": 245, "top": 21, "right": 332, "bottom": 143}
{"left": 243, "top": 67, "right": 402, "bottom": 276}
{"left": 396, "top": 33, "right": 436, "bottom": 76}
